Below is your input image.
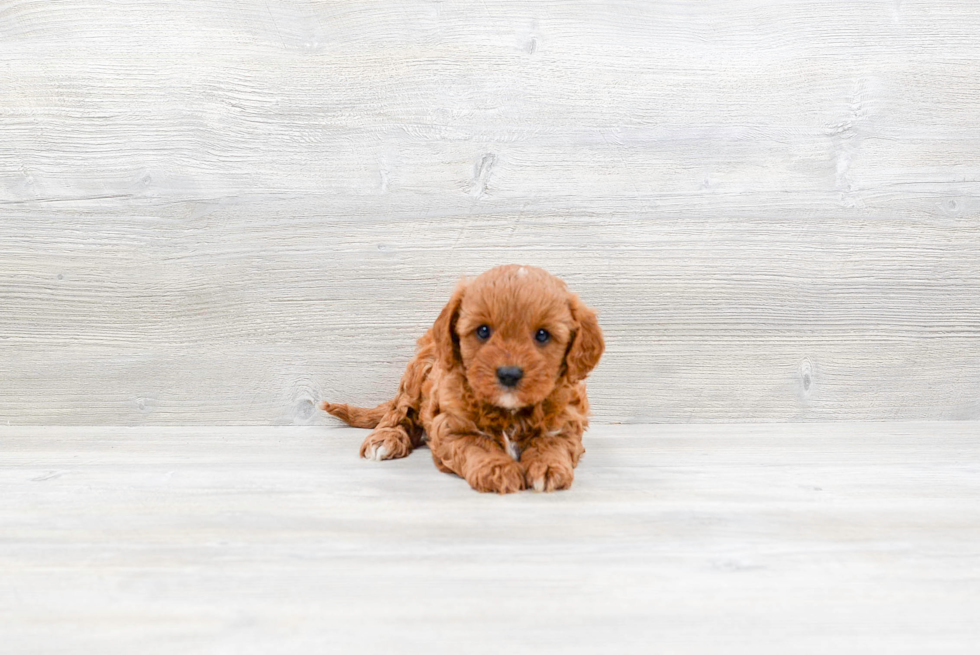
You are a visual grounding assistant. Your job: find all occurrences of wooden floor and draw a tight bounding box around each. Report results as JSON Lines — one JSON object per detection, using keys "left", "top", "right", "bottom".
{"left": 2, "top": 423, "right": 978, "bottom": 654}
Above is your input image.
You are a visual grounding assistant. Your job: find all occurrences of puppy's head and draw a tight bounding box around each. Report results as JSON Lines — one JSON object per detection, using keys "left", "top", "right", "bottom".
{"left": 433, "top": 265, "right": 604, "bottom": 410}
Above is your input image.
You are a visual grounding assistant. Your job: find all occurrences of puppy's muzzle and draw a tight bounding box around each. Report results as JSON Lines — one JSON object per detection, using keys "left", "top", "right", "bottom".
{"left": 496, "top": 366, "right": 524, "bottom": 388}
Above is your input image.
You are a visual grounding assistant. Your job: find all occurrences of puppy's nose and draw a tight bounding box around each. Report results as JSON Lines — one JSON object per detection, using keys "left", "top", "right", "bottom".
{"left": 496, "top": 366, "right": 524, "bottom": 388}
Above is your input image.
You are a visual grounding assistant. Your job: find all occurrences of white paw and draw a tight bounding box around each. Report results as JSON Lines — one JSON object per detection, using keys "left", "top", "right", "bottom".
{"left": 531, "top": 476, "right": 545, "bottom": 492}
{"left": 363, "top": 444, "right": 389, "bottom": 461}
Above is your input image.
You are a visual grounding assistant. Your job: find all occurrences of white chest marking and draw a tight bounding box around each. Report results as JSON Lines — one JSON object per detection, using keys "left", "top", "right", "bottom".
{"left": 501, "top": 430, "right": 521, "bottom": 461}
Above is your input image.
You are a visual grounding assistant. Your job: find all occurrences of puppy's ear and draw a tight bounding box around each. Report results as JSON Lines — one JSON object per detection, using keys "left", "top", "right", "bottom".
{"left": 432, "top": 280, "right": 467, "bottom": 371}
{"left": 564, "top": 293, "right": 604, "bottom": 383}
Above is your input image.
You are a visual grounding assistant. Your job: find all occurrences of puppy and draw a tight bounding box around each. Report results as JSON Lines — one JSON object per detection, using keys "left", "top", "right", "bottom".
{"left": 322, "top": 264, "right": 604, "bottom": 494}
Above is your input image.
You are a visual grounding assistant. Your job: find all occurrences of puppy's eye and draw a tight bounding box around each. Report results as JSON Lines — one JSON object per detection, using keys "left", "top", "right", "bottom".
{"left": 475, "top": 325, "right": 492, "bottom": 341}
{"left": 534, "top": 328, "right": 551, "bottom": 344}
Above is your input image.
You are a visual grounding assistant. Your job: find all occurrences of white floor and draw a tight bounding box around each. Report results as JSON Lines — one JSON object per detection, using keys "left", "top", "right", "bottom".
{"left": 2, "top": 423, "right": 978, "bottom": 654}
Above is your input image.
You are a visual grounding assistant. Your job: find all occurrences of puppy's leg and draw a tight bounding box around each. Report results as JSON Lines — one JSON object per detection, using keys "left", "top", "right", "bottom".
{"left": 445, "top": 435, "right": 525, "bottom": 494}
{"left": 359, "top": 398, "right": 426, "bottom": 461}
{"left": 360, "top": 425, "right": 414, "bottom": 461}
{"left": 429, "top": 422, "right": 524, "bottom": 494}
{"left": 431, "top": 453, "right": 454, "bottom": 474}
{"left": 358, "top": 354, "right": 430, "bottom": 461}
{"left": 520, "top": 433, "right": 586, "bottom": 492}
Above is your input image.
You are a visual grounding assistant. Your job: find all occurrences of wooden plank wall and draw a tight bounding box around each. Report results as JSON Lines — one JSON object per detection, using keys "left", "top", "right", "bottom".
{"left": 1, "top": 1, "right": 978, "bottom": 425}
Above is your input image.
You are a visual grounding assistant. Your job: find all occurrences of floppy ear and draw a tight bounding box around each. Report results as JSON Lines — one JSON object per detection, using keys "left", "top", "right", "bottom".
{"left": 432, "top": 280, "right": 467, "bottom": 371}
{"left": 564, "top": 293, "right": 605, "bottom": 383}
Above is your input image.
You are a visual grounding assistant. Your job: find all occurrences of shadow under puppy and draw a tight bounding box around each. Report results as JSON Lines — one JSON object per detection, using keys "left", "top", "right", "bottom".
{"left": 322, "top": 264, "right": 604, "bottom": 494}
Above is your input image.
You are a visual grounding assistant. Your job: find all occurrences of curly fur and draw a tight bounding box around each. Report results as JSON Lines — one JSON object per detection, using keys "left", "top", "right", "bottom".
{"left": 322, "top": 265, "right": 604, "bottom": 494}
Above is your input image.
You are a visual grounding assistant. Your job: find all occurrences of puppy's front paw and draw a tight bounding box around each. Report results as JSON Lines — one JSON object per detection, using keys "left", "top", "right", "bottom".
{"left": 523, "top": 458, "right": 574, "bottom": 492}
{"left": 360, "top": 427, "right": 412, "bottom": 461}
{"left": 467, "top": 458, "right": 525, "bottom": 494}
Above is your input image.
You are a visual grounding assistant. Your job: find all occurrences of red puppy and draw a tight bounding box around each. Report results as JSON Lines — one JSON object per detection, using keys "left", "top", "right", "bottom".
{"left": 322, "top": 265, "right": 604, "bottom": 494}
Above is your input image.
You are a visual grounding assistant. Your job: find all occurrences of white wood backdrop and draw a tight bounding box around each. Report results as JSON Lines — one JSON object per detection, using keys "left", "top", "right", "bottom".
{"left": 1, "top": 0, "right": 979, "bottom": 425}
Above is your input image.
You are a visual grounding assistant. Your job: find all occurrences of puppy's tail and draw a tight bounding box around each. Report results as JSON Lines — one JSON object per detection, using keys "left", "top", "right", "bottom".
{"left": 320, "top": 400, "right": 394, "bottom": 429}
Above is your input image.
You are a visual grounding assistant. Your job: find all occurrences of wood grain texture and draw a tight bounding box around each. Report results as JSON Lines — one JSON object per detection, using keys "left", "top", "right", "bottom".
{"left": 1, "top": 1, "right": 979, "bottom": 424}
{"left": 1, "top": 423, "right": 979, "bottom": 654}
